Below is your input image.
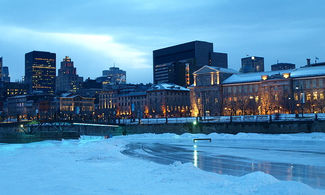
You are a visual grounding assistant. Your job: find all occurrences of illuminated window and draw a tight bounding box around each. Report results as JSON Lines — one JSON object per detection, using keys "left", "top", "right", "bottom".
{"left": 320, "top": 93, "right": 324, "bottom": 100}
{"left": 313, "top": 92, "right": 318, "bottom": 100}
{"left": 307, "top": 93, "right": 311, "bottom": 101}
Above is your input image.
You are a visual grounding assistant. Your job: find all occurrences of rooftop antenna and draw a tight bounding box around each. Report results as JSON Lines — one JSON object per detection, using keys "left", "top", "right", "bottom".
{"left": 277, "top": 59, "right": 279, "bottom": 64}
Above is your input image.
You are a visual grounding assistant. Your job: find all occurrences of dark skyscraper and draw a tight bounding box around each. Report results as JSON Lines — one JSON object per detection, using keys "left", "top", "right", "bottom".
{"left": 56, "top": 56, "right": 83, "bottom": 93}
{"left": 271, "top": 63, "right": 296, "bottom": 71}
{"left": 0, "top": 57, "right": 3, "bottom": 82}
{"left": 25, "top": 51, "right": 56, "bottom": 94}
{"left": 241, "top": 56, "right": 264, "bottom": 73}
{"left": 153, "top": 41, "right": 228, "bottom": 86}
{"left": 2, "top": 66, "right": 10, "bottom": 82}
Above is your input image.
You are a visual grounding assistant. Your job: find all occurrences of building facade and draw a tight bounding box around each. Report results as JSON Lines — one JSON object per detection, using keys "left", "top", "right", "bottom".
{"left": 25, "top": 51, "right": 56, "bottom": 94}
{"left": 271, "top": 63, "right": 295, "bottom": 71}
{"left": 241, "top": 56, "right": 264, "bottom": 73}
{"left": 153, "top": 41, "right": 228, "bottom": 87}
{"left": 56, "top": 56, "right": 83, "bottom": 94}
{"left": 190, "top": 66, "right": 238, "bottom": 117}
{"left": 191, "top": 62, "right": 325, "bottom": 116}
{"left": 0, "top": 57, "right": 2, "bottom": 82}
{"left": 99, "top": 66, "right": 126, "bottom": 85}
{"left": 2, "top": 82, "right": 28, "bottom": 98}
{"left": 6, "top": 94, "right": 55, "bottom": 120}
{"left": 146, "top": 84, "right": 191, "bottom": 118}
{"left": 59, "top": 94, "right": 95, "bottom": 121}
{"left": 2, "top": 66, "right": 10, "bottom": 83}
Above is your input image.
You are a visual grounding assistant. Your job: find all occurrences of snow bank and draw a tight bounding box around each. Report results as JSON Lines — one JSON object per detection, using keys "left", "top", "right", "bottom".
{"left": 121, "top": 132, "right": 325, "bottom": 141}
{"left": 0, "top": 134, "right": 323, "bottom": 195}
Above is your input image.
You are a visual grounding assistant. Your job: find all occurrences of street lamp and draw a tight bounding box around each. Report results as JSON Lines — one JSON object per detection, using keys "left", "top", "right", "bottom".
{"left": 296, "top": 85, "right": 305, "bottom": 117}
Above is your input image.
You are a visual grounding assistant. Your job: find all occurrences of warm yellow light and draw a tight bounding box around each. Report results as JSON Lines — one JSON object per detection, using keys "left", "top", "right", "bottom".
{"left": 283, "top": 73, "right": 290, "bottom": 79}
{"left": 261, "top": 75, "right": 268, "bottom": 80}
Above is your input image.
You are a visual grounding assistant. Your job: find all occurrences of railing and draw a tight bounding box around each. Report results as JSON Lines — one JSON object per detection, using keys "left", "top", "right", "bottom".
{"left": 116, "top": 113, "right": 324, "bottom": 125}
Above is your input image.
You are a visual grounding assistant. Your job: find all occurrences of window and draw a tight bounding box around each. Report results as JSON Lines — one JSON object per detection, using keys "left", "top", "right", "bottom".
{"left": 313, "top": 92, "right": 318, "bottom": 100}
{"left": 313, "top": 79, "right": 317, "bottom": 88}
{"left": 319, "top": 79, "right": 324, "bottom": 88}
{"left": 307, "top": 93, "right": 311, "bottom": 101}
{"left": 306, "top": 80, "right": 311, "bottom": 89}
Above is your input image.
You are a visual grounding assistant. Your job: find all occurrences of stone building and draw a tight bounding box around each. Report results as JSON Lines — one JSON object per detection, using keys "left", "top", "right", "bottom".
{"left": 190, "top": 65, "right": 237, "bottom": 117}
{"left": 59, "top": 94, "right": 95, "bottom": 120}
{"left": 146, "top": 83, "right": 191, "bottom": 118}
{"left": 6, "top": 94, "right": 55, "bottom": 120}
{"left": 191, "top": 62, "right": 325, "bottom": 116}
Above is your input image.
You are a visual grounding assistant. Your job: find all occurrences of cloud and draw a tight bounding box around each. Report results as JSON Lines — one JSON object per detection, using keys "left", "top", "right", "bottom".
{"left": 0, "top": 26, "right": 151, "bottom": 69}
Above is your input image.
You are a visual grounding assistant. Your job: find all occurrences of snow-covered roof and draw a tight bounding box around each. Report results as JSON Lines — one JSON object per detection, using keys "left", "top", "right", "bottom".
{"left": 148, "top": 83, "right": 189, "bottom": 92}
{"left": 194, "top": 65, "right": 238, "bottom": 75}
{"left": 223, "top": 70, "right": 293, "bottom": 84}
{"left": 291, "top": 66, "right": 325, "bottom": 78}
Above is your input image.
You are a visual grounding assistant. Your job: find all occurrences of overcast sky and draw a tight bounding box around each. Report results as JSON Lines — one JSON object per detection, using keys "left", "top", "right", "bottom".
{"left": 0, "top": 0, "right": 324, "bottom": 83}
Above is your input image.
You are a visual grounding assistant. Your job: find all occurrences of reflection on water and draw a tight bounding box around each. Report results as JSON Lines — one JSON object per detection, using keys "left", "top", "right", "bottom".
{"left": 123, "top": 142, "right": 325, "bottom": 189}
{"left": 193, "top": 144, "right": 198, "bottom": 167}
{"left": 193, "top": 145, "right": 325, "bottom": 189}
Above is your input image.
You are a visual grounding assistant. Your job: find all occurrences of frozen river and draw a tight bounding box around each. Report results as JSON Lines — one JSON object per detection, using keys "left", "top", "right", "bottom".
{"left": 1, "top": 133, "right": 324, "bottom": 194}
{"left": 122, "top": 136, "right": 325, "bottom": 189}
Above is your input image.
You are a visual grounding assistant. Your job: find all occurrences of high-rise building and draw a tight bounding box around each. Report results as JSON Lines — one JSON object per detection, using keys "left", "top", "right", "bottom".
{"left": 25, "top": 51, "right": 56, "bottom": 94}
{"left": 271, "top": 63, "right": 295, "bottom": 71}
{"left": 0, "top": 57, "right": 3, "bottom": 82}
{"left": 241, "top": 56, "right": 264, "bottom": 73}
{"left": 153, "top": 41, "right": 228, "bottom": 87}
{"left": 56, "top": 56, "right": 83, "bottom": 94}
{"left": 99, "top": 66, "right": 126, "bottom": 85}
{"left": 2, "top": 66, "right": 10, "bottom": 82}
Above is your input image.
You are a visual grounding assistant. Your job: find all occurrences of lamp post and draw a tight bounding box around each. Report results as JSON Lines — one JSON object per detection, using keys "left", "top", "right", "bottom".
{"left": 296, "top": 85, "right": 305, "bottom": 117}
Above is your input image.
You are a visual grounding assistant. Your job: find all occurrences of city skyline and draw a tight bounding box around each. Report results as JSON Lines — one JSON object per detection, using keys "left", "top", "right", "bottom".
{"left": 0, "top": 0, "right": 324, "bottom": 83}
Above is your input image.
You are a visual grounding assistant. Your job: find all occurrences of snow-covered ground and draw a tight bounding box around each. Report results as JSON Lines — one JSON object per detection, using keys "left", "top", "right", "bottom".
{"left": 0, "top": 133, "right": 324, "bottom": 195}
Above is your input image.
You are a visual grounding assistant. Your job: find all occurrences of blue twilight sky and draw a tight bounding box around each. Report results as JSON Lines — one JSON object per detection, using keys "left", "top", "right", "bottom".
{"left": 0, "top": 0, "right": 324, "bottom": 83}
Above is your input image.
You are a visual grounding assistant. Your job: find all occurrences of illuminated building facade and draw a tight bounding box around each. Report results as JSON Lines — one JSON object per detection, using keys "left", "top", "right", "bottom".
{"left": 117, "top": 92, "right": 147, "bottom": 118}
{"left": 222, "top": 70, "right": 293, "bottom": 115}
{"left": 146, "top": 84, "right": 191, "bottom": 118}
{"left": 153, "top": 41, "right": 228, "bottom": 87}
{"left": 192, "top": 62, "right": 325, "bottom": 116}
{"left": 56, "top": 56, "right": 83, "bottom": 93}
{"left": 190, "top": 66, "right": 238, "bottom": 116}
{"left": 241, "top": 56, "right": 264, "bottom": 73}
{"left": 2, "top": 82, "right": 28, "bottom": 97}
{"left": 59, "top": 94, "right": 95, "bottom": 113}
{"left": 25, "top": 51, "right": 56, "bottom": 94}
{"left": 98, "top": 84, "right": 152, "bottom": 121}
